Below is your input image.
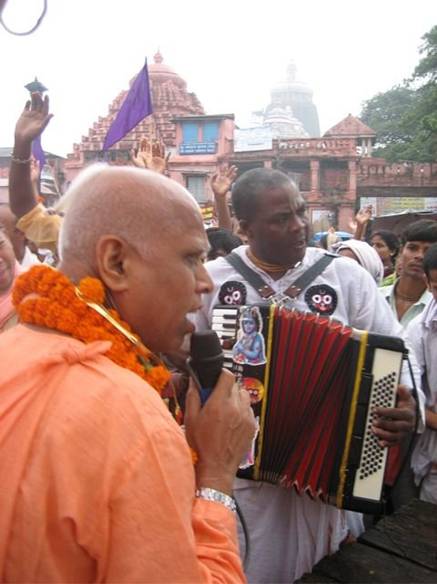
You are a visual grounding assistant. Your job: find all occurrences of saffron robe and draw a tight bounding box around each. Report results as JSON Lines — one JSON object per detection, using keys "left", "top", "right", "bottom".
{"left": 0, "top": 325, "right": 244, "bottom": 583}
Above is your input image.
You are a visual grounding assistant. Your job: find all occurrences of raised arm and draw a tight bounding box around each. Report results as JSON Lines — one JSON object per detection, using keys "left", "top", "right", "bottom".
{"left": 210, "top": 165, "right": 237, "bottom": 232}
{"left": 10, "top": 93, "right": 53, "bottom": 218}
{"left": 354, "top": 205, "right": 373, "bottom": 241}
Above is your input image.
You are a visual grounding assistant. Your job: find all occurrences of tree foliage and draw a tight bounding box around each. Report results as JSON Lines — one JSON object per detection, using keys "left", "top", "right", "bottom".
{"left": 360, "top": 25, "right": 437, "bottom": 162}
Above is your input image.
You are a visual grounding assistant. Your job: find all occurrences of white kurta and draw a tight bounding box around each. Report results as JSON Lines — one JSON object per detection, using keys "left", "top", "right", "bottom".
{"left": 194, "top": 245, "right": 418, "bottom": 583}
{"left": 405, "top": 299, "right": 437, "bottom": 504}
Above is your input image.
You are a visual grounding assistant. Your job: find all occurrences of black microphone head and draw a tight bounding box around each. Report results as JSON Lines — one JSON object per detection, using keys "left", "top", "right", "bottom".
{"left": 190, "top": 330, "right": 223, "bottom": 361}
{"left": 189, "top": 331, "right": 224, "bottom": 389}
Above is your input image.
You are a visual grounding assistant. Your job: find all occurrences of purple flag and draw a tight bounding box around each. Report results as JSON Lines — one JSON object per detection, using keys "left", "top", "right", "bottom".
{"left": 32, "top": 135, "right": 46, "bottom": 170}
{"left": 103, "top": 60, "right": 153, "bottom": 150}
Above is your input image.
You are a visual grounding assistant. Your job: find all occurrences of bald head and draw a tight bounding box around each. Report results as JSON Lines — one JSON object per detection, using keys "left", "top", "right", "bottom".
{"left": 60, "top": 164, "right": 202, "bottom": 270}
{"left": 59, "top": 164, "right": 212, "bottom": 351}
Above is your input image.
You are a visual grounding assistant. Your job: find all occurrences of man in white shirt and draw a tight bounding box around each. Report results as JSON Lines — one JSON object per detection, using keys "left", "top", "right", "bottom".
{"left": 379, "top": 220, "right": 437, "bottom": 328}
{"left": 405, "top": 244, "right": 437, "bottom": 504}
{"left": 193, "top": 168, "right": 418, "bottom": 583}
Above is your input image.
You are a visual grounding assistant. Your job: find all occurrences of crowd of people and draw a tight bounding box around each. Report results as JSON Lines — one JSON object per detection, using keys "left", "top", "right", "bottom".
{"left": 0, "top": 92, "right": 435, "bottom": 583}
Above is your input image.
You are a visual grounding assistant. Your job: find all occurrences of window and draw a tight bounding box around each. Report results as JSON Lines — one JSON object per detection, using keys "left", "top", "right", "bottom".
{"left": 182, "top": 122, "right": 198, "bottom": 143}
{"left": 186, "top": 175, "right": 206, "bottom": 203}
{"left": 179, "top": 120, "right": 219, "bottom": 155}
{"left": 203, "top": 121, "right": 219, "bottom": 143}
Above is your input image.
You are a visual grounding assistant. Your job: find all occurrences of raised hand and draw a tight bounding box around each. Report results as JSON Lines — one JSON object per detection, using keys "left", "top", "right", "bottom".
{"left": 130, "top": 137, "right": 168, "bottom": 174}
{"left": 355, "top": 205, "right": 373, "bottom": 226}
{"left": 15, "top": 92, "right": 53, "bottom": 145}
{"left": 184, "top": 369, "right": 256, "bottom": 495}
{"left": 131, "top": 137, "right": 151, "bottom": 168}
{"left": 210, "top": 165, "right": 238, "bottom": 199}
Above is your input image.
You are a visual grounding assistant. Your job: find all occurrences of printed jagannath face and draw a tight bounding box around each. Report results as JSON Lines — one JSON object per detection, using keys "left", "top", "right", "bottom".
{"left": 310, "top": 291, "right": 333, "bottom": 312}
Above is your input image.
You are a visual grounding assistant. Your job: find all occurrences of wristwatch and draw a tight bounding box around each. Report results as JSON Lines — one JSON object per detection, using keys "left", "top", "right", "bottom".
{"left": 195, "top": 487, "right": 237, "bottom": 513}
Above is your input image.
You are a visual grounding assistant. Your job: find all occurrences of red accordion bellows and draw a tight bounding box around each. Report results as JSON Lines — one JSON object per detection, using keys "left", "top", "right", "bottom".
{"left": 261, "top": 308, "right": 353, "bottom": 498}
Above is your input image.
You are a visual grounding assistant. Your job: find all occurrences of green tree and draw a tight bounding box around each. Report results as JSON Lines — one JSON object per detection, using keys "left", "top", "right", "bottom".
{"left": 413, "top": 25, "right": 437, "bottom": 83}
{"left": 360, "top": 25, "right": 437, "bottom": 162}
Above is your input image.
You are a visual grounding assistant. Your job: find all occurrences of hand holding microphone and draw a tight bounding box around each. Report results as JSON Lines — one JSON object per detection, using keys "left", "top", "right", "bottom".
{"left": 185, "top": 331, "right": 256, "bottom": 495}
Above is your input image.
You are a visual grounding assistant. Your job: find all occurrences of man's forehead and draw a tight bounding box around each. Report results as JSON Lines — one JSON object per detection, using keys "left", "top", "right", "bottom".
{"left": 258, "top": 185, "right": 304, "bottom": 211}
{"left": 405, "top": 240, "right": 435, "bottom": 246}
{"left": 178, "top": 222, "right": 209, "bottom": 248}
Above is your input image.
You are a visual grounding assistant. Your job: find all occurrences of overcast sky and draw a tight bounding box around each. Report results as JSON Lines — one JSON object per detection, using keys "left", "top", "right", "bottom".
{"left": 1, "top": 0, "right": 436, "bottom": 156}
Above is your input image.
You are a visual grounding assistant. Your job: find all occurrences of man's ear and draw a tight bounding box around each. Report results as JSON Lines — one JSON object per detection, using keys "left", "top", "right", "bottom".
{"left": 238, "top": 219, "right": 250, "bottom": 238}
{"left": 95, "top": 235, "right": 131, "bottom": 292}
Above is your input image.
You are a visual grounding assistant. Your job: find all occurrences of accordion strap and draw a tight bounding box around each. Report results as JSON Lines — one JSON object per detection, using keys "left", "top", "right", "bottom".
{"left": 225, "top": 251, "right": 337, "bottom": 301}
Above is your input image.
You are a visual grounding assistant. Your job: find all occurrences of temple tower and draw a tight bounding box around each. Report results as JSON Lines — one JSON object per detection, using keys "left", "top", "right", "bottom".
{"left": 266, "top": 60, "right": 320, "bottom": 137}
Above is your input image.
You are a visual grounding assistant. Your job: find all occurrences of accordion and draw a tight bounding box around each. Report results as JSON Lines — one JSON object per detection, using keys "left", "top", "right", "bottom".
{"left": 212, "top": 304, "right": 407, "bottom": 514}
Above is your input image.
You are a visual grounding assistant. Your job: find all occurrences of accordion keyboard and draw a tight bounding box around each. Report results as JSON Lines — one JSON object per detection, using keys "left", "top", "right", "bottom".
{"left": 352, "top": 347, "right": 402, "bottom": 502}
{"left": 211, "top": 307, "right": 239, "bottom": 368}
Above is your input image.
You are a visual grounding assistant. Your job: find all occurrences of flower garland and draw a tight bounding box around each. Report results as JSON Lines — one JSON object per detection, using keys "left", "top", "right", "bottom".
{"left": 12, "top": 265, "right": 171, "bottom": 394}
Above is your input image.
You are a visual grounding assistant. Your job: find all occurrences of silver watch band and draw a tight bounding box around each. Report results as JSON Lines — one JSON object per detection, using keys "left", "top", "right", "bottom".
{"left": 195, "top": 487, "right": 237, "bottom": 513}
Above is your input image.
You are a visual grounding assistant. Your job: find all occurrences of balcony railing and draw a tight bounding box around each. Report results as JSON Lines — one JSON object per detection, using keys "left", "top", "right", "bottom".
{"left": 179, "top": 142, "right": 217, "bottom": 155}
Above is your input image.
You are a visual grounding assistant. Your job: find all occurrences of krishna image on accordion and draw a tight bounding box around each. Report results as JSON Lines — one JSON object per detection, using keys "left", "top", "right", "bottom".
{"left": 232, "top": 306, "right": 267, "bottom": 366}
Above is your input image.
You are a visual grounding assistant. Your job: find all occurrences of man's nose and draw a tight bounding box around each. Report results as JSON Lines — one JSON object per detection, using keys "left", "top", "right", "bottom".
{"left": 288, "top": 214, "right": 305, "bottom": 233}
{"left": 196, "top": 262, "right": 213, "bottom": 294}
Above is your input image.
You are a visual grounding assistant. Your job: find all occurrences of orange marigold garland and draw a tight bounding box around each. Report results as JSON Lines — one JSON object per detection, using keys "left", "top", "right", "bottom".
{"left": 13, "top": 265, "right": 171, "bottom": 394}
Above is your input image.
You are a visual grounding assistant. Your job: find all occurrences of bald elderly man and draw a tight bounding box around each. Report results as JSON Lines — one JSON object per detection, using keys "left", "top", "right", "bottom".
{"left": 0, "top": 165, "right": 255, "bottom": 583}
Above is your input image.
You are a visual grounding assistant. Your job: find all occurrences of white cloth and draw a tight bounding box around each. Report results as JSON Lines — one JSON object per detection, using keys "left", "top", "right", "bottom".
{"left": 194, "top": 245, "right": 417, "bottom": 583}
{"left": 196, "top": 246, "right": 403, "bottom": 336}
{"left": 380, "top": 282, "right": 433, "bottom": 328}
{"left": 19, "top": 246, "right": 40, "bottom": 269}
{"left": 335, "top": 240, "right": 384, "bottom": 284}
{"left": 405, "top": 299, "right": 437, "bottom": 503}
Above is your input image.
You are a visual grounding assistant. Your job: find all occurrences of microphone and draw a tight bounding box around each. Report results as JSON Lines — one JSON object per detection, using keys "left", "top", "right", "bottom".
{"left": 188, "top": 331, "right": 224, "bottom": 405}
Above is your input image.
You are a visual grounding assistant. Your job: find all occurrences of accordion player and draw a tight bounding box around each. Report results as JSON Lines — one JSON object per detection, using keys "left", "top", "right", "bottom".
{"left": 211, "top": 303, "right": 408, "bottom": 514}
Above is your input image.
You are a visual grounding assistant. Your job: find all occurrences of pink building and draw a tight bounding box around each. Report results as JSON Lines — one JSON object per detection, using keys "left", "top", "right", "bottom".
{"left": 168, "top": 113, "right": 234, "bottom": 204}
{"left": 62, "top": 56, "right": 437, "bottom": 231}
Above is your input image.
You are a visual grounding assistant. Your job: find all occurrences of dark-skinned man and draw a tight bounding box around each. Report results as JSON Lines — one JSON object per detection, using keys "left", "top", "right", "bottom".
{"left": 193, "top": 167, "right": 421, "bottom": 583}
